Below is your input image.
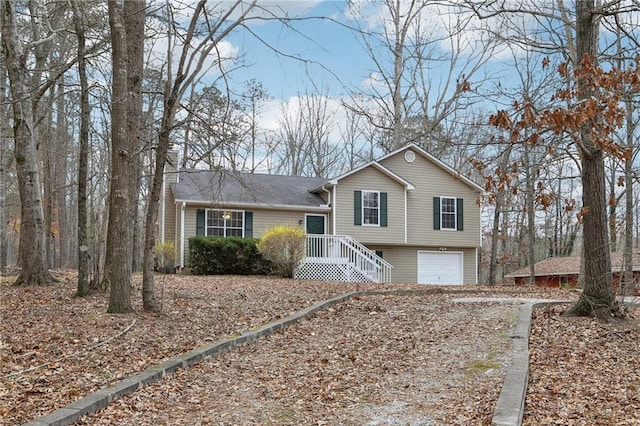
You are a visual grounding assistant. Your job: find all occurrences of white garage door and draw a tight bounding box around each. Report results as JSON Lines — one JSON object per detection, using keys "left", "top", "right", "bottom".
{"left": 417, "top": 252, "right": 463, "bottom": 285}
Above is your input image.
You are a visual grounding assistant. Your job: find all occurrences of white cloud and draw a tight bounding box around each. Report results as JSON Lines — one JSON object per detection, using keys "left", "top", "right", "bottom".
{"left": 360, "top": 72, "right": 385, "bottom": 91}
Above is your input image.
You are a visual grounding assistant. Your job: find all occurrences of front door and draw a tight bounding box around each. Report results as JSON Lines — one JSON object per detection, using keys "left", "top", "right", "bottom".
{"left": 305, "top": 215, "right": 325, "bottom": 234}
{"left": 305, "top": 215, "right": 326, "bottom": 258}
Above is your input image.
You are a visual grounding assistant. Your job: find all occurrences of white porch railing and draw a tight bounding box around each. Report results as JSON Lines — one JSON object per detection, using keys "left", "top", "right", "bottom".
{"left": 295, "top": 234, "right": 393, "bottom": 283}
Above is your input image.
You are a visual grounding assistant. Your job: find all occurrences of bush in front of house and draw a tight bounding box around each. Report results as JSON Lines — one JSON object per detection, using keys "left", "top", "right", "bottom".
{"left": 188, "top": 236, "right": 268, "bottom": 275}
{"left": 257, "top": 224, "right": 306, "bottom": 278}
{"left": 154, "top": 241, "right": 176, "bottom": 273}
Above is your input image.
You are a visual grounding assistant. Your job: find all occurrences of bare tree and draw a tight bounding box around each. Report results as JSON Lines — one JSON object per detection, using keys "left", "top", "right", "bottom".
{"left": 344, "top": 0, "right": 497, "bottom": 153}
{"left": 103, "top": 0, "right": 145, "bottom": 313}
{"left": 71, "top": 0, "right": 91, "bottom": 296}
{"left": 566, "top": 0, "right": 616, "bottom": 317}
{"left": 0, "top": 49, "right": 8, "bottom": 271}
{"left": 141, "top": 0, "right": 258, "bottom": 312}
{"left": 272, "top": 90, "right": 340, "bottom": 177}
{"left": 482, "top": 0, "right": 634, "bottom": 318}
{"left": 240, "top": 79, "right": 271, "bottom": 173}
{"left": 0, "top": 1, "right": 55, "bottom": 286}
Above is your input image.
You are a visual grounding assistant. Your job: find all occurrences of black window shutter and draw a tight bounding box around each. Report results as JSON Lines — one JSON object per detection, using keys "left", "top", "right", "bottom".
{"left": 380, "top": 192, "right": 387, "bottom": 227}
{"left": 433, "top": 197, "right": 440, "bottom": 230}
{"left": 196, "top": 209, "right": 205, "bottom": 236}
{"left": 456, "top": 198, "right": 464, "bottom": 231}
{"left": 244, "top": 211, "right": 253, "bottom": 238}
{"left": 354, "top": 190, "right": 362, "bottom": 225}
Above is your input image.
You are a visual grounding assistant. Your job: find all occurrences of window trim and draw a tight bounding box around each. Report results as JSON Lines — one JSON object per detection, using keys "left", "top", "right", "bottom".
{"left": 361, "top": 190, "right": 380, "bottom": 227}
{"left": 205, "top": 209, "right": 245, "bottom": 238}
{"left": 440, "top": 196, "right": 457, "bottom": 231}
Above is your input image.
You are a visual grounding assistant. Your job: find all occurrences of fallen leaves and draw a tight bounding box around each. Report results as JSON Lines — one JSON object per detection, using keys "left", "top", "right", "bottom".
{"left": 78, "top": 295, "right": 519, "bottom": 425}
{"left": 524, "top": 304, "right": 640, "bottom": 425}
{"left": 0, "top": 272, "right": 595, "bottom": 425}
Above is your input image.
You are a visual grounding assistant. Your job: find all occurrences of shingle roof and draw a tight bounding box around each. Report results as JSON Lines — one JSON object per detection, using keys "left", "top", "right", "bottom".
{"left": 505, "top": 253, "right": 640, "bottom": 278}
{"left": 171, "top": 169, "right": 330, "bottom": 209}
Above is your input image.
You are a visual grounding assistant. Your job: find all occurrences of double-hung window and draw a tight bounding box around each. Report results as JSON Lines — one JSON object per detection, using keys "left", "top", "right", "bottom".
{"left": 362, "top": 190, "right": 380, "bottom": 226}
{"left": 206, "top": 210, "right": 244, "bottom": 237}
{"left": 433, "top": 196, "right": 462, "bottom": 231}
{"left": 354, "top": 190, "right": 387, "bottom": 227}
{"left": 440, "top": 197, "right": 457, "bottom": 230}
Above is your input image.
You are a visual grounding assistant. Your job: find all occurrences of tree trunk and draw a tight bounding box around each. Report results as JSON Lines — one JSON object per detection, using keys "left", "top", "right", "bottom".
{"left": 104, "top": 0, "right": 144, "bottom": 313}
{"left": 71, "top": 0, "right": 91, "bottom": 296}
{"left": 55, "top": 78, "right": 69, "bottom": 268}
{"left": 488, "top": 199, "right": 500, "bottom": 285}
{"left": 567, "top": 0, "right": 617, "bottom": 318}
{"left": 391, "top": 0, "right": 404, "bottom": 151}
{"left": 622, "top": 96, "right": 634, "bottom": 296}
{"left": 0, "top": 1, "right": 53, "bottom": 286}
{"left": 523, "top": 142, "right": 536, "bottom": 285}
{"left": 141, "top": 121, "right": 170, "bottom": 312}
{"left": 43, "top": 88, "right": 55, "bottom": 269}
{"left": 0, "top": 51, "right": 8, "bottom": 271}
{"left": 608, "top": 160, "right": 617, "bottom": 251}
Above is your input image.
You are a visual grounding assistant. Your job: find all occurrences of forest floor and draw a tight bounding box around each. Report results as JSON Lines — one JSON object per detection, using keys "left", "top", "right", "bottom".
{"left": 0, "top": 272, "right": 638, "bottom": 425}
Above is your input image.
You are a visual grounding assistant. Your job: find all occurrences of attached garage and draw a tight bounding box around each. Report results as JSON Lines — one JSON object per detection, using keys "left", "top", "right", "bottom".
{"left": 417, "top": 251, "right": 464, "bottom": 285}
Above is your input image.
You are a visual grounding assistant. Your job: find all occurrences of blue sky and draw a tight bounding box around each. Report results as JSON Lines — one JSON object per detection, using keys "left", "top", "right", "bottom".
{"left": 226, "top": 1, "right": 373, "bottom": 100}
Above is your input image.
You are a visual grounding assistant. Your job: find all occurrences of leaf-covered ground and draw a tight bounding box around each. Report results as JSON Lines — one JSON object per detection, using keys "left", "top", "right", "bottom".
{"left": 2, "top": 272, "right": 630, "bottom": 425}
{"left": 524, "top": 303, "right": 640, "bottom": 426}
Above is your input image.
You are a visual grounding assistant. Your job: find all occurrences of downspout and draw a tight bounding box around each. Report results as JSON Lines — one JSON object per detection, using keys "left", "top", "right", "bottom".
{"left": 404, "top": 188, "right": 408, "bottom": 244}
{"left": 321, "top": 184, "right": 332, "bottom": 234}
{"left": 475, "top": 247, "right": 479, "bottom": 285}
{"left": 332, "top": 185, "right": 337, "bottom": 235}
{"left": 180, "top": 202, "right": 186, "bottom": 269}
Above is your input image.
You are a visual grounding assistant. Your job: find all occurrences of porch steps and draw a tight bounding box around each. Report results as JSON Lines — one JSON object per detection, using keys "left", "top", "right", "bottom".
{"left": 295, "top": 235, "right": 392, "bottom": 283}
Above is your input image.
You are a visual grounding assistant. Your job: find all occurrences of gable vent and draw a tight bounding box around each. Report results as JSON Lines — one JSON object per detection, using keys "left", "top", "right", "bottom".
{"left": 404, "top": 150, "right": 416, "bottom": 163}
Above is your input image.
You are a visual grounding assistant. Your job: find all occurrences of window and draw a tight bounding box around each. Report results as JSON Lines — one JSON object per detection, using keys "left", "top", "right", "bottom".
{"left": 362, "top": 191, "right": 379, "bottom": 225}
{"left": 440, "top": 197, "right": 457, "bottom": 230}
{"left": 354, "top": 190, "right": 387, "bottom": 227}
{"left": 206, "top": 210, "right": 244, "bottom": 237}
{"left": 433, "top": 197, "right": 463, "bottom": 231}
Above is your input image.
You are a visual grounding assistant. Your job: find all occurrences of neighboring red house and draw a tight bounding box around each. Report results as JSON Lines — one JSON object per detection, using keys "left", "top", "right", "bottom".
{"left": 505, "top": 253, "right": 640, "bottom": 295}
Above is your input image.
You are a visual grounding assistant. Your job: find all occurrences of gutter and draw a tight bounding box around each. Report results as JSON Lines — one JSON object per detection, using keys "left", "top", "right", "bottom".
{"left": 172, "top": 199, "right": 331, "bottom": 213}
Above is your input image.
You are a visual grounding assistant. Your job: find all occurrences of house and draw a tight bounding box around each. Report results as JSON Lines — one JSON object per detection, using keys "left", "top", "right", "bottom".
{"left": 505, "top": 253, "right": 640, "bottom": 294}
{"left": 161, "top": 144, "right": 484, "bottom": 284}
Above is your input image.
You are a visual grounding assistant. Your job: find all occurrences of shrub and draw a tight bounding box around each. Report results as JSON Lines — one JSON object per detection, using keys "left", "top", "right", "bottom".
{"left": 154, "top": 241, "right": 176, "bottom": 274}
{"left": 257, "top": 225, "right": 305, "bottom": 278}
{"left": 188, "top": 236, "right": 267, "bottom": 275}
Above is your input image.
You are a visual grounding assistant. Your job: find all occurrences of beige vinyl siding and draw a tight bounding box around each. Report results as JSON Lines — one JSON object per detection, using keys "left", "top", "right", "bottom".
{"left": 183, "top": 206, "right": 197, "bottom": 266}
{"left": 334, "top": 167, "right": 405, "bottom": 244}
{"left": 380, "top": 152, "right": 481, "bottom": 248}
{"left": 367, "top": 245, "right": 477, "bottom": 284}
{"left": 180, "top": 206, "right": 327, "bottom": 266}
{"left": 251, "top": 209, "right": 307, "bottom": 237}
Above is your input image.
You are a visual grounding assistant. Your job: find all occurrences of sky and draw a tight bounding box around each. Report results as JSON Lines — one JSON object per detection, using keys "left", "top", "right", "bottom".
{"left": 225, "top": 1, "right": 373, "bottom": 100}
